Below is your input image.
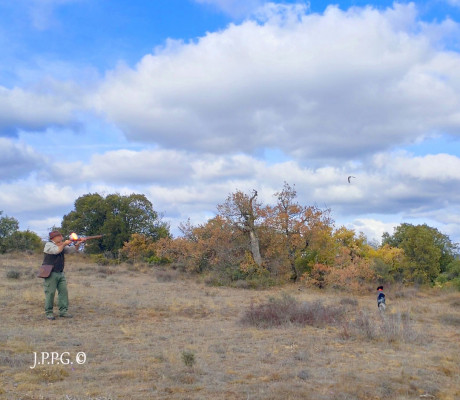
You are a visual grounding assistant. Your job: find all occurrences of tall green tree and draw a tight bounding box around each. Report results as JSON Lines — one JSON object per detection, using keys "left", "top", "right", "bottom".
{"left": 61, "top": 193, "right": 170, "bottom": 255}
{"left": 382, "top": 223, "right": 457, "bottom": 283}
{"left": 0, "top": 211, "right": 43, "bottom": 253}
{"left": 0, "top": 211, "right": 19, "bottom": 253}
{"left": 8, "top": 230, "right": 43, "bottom": 252}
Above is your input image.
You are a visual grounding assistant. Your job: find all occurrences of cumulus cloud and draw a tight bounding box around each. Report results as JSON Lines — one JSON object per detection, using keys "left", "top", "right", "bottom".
{"left": 347, "top": 218, "right": 400, "bottom": 243}
{"left": 93, "top": 3, "right": 460, "bottom": 162}
{"left": 50, "top": 149, "right": 193, "bottom": 185}
{"left": 0, "top": 138, "right": 45, "bottom": 180}
{"left": 0, "top": 181, "right": 80, "bottom": 213}
{"left": 43, "top": 147, "right": 460, "bottom": 223}
{"left": 376, "top": 152, "right": 460, "bottom": 181}
{"left": 5, "top": 143, "right": 460, "bottom": 241}
{"left": 0, "top": 85, "right": 79, "bottom": 136}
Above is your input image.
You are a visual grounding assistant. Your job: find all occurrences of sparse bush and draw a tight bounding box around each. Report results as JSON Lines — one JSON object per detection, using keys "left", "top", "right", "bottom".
{"left": 203, "top": 262, "right": 274, "bottom": 288}
{"left": 240, "top": 293, "right": 345, "bottom": 328}
{"left": 154, "top": 269, "right": 178, "bottom": 282}
{"left": 181, "top": 350, "right": 196, "bottom": 368}
{"left": 90, "top": 253, "right": 119, "bottom": 266}
{"left": 350, "top": 311, "right": 378, "bottom": 340}
{"left": 293, "top": 351, "right": 310, "bottom": 362}
{"left": 6, "top": 270, "right": 21, "bottom": 279}
{"left": 297, "top": 369, "right": 310, "bottom": 380}
{"left": 343, "top": 310, "right": 424, "bottom": 343}
{"left": 439, "top": 313, "right": 460, "bottom": 326}
{"left": 339, "top": 297, "right": 359, "bottom": 307}
{"left": 233, "top": 271, "right": 277, "bottom": 289}
{"left": 380, "top": 312, "right": 418, "bottom": 343}
{"left": 31, "top": 365, "right": 69, "bottom": 383}
{"left": 450, "top": 298, "right": 460, "bottom": 308}
{"left": 393, "top": 286, "right": 419, "bottom": 299}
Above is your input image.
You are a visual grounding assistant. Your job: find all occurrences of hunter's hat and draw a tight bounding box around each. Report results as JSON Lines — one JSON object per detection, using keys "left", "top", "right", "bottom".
{"left": 377, "top": 286, "right": 384, "bottom": 291}
{"left": 49, "top": 230, "right": 63, "bottom": 240}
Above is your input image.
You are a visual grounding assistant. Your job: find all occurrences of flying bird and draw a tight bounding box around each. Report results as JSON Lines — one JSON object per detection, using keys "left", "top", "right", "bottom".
{"left": 348, "top": 176, "right": 356, "bottom": 183}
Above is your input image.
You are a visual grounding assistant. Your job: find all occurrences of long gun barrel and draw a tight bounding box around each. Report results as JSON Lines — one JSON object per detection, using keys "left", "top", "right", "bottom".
{"left": 69, "top": 233, "right": 105, "bottom": 242}
{"left": 82, "top": 235, "right": 104, "bottom": 240}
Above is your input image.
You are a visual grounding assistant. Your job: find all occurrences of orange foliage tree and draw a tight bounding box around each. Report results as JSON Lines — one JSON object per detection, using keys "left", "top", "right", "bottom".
{"left": 262, "top": 182, "right": 335, "bottom": 281}
{"left": 119, "top": 184, "right": 384, "bottom": 290}
{"left": 153, "top": 216, "right": 247, "bottom": 276}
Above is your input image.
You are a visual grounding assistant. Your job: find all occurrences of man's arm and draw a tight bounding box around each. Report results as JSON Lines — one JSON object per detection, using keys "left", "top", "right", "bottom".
{"left": 63, "top": 237, "right": 87, "bottom": 254}
{"left": 44, "top": 240, "right": 72, "bottom": 255}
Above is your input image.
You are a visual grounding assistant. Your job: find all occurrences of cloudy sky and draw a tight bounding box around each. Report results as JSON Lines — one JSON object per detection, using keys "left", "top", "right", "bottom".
{"left": 1, "top": 0, "right": 460, "bottom": 244}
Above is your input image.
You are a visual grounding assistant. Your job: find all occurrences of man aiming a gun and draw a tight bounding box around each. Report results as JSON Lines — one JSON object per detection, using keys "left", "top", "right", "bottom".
{"left": 42, "top": 231, "right": 86, "bottom": 320}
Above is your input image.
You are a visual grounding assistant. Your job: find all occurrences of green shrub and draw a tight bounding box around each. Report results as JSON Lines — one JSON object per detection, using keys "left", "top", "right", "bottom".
{"left": 6, "top": 270, "right": 21, "bottom": 279}
{"left": 146, "top": 255, "right": 170, "bottom": 265}
{"left": 181, "top": 350, "right": 196, "bottom": 368}
{"left": 89, "top": 254, "right": 119, "bottom": 266}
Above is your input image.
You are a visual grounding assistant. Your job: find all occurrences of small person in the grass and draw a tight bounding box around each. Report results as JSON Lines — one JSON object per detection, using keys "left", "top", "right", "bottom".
{"left": 377, "top": 286, "right": 386, "bottom": 311}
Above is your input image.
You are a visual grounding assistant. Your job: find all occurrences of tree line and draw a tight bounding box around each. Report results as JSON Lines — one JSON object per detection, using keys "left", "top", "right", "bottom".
{"left": 120, "top": 183, "right": 460, "bottom": 290}
{"left": 1, "top": 186, "right": 459, "bottom": 290}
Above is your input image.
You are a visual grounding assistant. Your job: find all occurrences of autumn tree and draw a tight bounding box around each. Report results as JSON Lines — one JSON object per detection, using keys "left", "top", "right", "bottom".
{"left": 217, "top": 189, "right": 263, "bottom": 267}
{"left": 333, "top": 226, "right": 370, "bottom": 265}
{"left": 153, "top": 216, "right": 248, "bottom": 283}
{"left": 262, "top": 183, "right": 334, "bottom": 281}
{"left": 325, "top": 227, "right": 375, "bottom": 291}
{"left": 369, "top": 244, "right": 408, "bottom": 283}
{"left": 119, "top": 233, "right": 157, "bottom": 263}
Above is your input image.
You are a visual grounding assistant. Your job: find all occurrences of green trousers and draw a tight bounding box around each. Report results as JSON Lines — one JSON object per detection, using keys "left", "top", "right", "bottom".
{"left": 43, "top": 271, "right": 69, "bottom": 316}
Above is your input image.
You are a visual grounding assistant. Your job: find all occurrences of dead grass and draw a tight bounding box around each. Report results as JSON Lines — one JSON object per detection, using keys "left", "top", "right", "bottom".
{"left": 438, "top": 313, "right": 460, "bottom": 326}
{"left": 1, "top": 252, "right": 460, "bottom": 400}
{"left": 240, "top": 293, "right": 345, "bottom": 328}
{"left": 341, "top": 310, "right": 426, "bottom": 343}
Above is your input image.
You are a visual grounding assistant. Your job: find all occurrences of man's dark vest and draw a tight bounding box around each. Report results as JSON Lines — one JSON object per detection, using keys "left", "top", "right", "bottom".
{"left": 43, "top": 247, "right": 65, "bottom": 273}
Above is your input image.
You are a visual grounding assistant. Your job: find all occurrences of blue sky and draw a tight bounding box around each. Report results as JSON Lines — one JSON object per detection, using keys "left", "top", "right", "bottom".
{"left": 1, "top": 0, "right": 460, "bottom": 243}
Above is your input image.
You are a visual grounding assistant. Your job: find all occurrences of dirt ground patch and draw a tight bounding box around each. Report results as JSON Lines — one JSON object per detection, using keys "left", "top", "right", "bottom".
{"left": 1, "top": 253, "right": 459, "bottom": 400}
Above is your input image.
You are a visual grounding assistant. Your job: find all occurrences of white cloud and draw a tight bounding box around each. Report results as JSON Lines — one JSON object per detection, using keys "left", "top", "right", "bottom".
{"left": 93, "top": 3, "right": 460, "bottom": 163}
{"left": 382, "top": 153, "right": 460, "bottom": 181}
{"left": 4, "top": 144, "right": 460, "bottom": 242}
{"left": 0, "top": 138, "right": 45, "bottom": 180}
{"left": 0, "top": 180, "right": 80, "bottom": 214}
{"left": 0, "top": 85, "right": 79, "bottom": 135}
{"left": 37, "top": 146, "right": 460, "bottom": 234}
{"left": 26, "top": 216, "right": 64, "bottom": 238}
{"left": 347, "top": 218, "right": 399, "bottom": 244}
{"left": 51, "top": 149, "right": 193, "bottom": 185}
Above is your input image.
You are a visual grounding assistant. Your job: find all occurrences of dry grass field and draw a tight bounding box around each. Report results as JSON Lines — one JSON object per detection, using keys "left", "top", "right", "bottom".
{"left": 1, "top": 253, "right": 460, "bottom": 400}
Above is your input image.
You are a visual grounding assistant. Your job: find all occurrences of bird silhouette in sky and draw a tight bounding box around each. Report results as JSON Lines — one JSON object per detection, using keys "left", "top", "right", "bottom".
{"left": 348, "top": 176, "right": 356, "bottom": 183}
